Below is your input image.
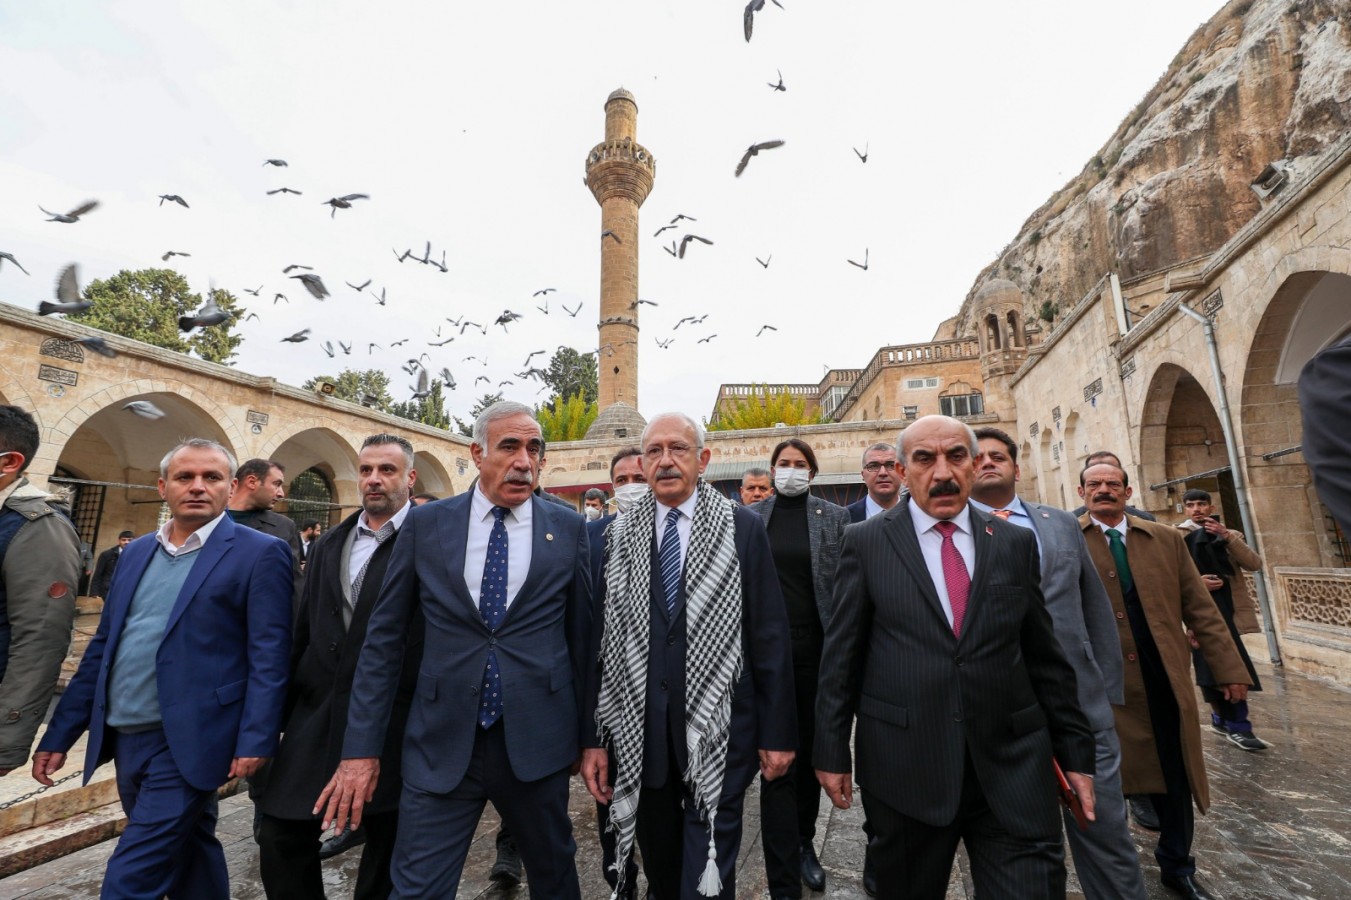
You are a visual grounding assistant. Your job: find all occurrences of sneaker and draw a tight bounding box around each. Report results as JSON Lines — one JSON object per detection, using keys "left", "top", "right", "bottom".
{"left": 1226, "top": 731, "right": 1270, "bottom": 752}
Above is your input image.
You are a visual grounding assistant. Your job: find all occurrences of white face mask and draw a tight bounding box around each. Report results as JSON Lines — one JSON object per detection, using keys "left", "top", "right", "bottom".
{"left": 613, "top": 482, "right": 650, "bottom": 514}
{"left": 584, "top": 505, "right": 602, "bottom": 521}
{"left": 773, "top": 467, "right": 811, "bottom": 497}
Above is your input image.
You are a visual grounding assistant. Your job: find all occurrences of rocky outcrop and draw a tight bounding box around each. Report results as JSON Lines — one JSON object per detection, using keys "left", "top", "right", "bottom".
{"left": 953, "top": 0, "right": 1351, "bottom": 335}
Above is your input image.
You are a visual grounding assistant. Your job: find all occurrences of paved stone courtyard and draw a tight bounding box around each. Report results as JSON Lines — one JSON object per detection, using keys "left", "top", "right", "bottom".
{"left": 4, "top": 660, "right": 1350, "bottom": 899}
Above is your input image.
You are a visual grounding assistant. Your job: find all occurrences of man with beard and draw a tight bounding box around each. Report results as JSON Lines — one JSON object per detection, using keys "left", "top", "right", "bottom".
{"left": 257, "top": 434, "right": 419, "bottom": 900}
{"left": 228, "top": 458, "right": 303, "bottom": 603}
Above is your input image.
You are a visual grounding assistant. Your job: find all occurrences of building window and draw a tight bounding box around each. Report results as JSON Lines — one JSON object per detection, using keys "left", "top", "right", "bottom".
{"left": 287, "top": 466, "right": 338, "bottom": 528}
{"left": 903, "top": 406, "right": 918, "bottom": 420}
{"left": 939, "top": 392, "right": 984, "bottom": 418}
{"left": 904, "top": 377, "right": 939, "bottom": 390}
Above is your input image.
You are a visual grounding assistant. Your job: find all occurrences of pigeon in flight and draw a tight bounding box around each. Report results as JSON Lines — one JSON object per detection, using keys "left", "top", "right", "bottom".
{"left": 283, "top": 264, "right": 312, "bottom": 274}
{"left": 670, "top": 214, "right": 697, "bottom": 223}
{"left": 373, "top": 287, "right": 387, "bottom": 306}
{"left": 656, "top": 338, "right": 674, "bottom": 349}
{"left": 743, "top": 0, "right": 783, "bottom": 42}
{"left": 735, "top": 140, "right": 785, "bottom": 177}
{"left": 390, "top": 338, "right": 410, "bottom": 348}
{"left": 533, "top": 288, "right": 556, "bottom": 297}
{"left": 368, "top": 343, "right": 382, "bottom": 355}
{"left": 290, "top": 273, "right": 330, "bottom": 299}
{"left": 244, "top": 312, "right": 260, "bottom": 322}
{"left": 439, "top": 369, "right": 457, "bottom": 390}
{"left": 281, "top": 329, "right": 311, "bottom": 343}
{"left": 631, "top": 298, "right": 658, "bottom": 308}
{"left": 523, "top": 349, "right": 546, "bottom": 366}
{"left": 0, "top": 252, "right": 30, "bottom": 275}
{"left": 653, "top": 223, "right": 677, "bottom": 237}
{"left": 562, "top": 302, "right": 582, "bottom": 317}
{"left": 536, "top": 297, "right": 549, "bottom": 315}
{"left": 663, "top": 242, "right": 678, "bottom": 257}
{"left": 178, "top": 298, "right": 231, "bottom": 332}
{"left": 393, "top": 248, "right": 412, "bottom": 263}
{"left": 323, "top": 194, "right": 369, "bottom": 217}
{"left": 40, "top": 201, "right": 99, "bottom": 223}
{"left": 158, "top": 194, "right": 190, "bottom": 208}
{"left": 756, "top": 255, "right": 772, "bottom": 269}
{"left": 678, "top": 235, "right": 714, "bottom": 259}
{"left": 346, "top": 278, "right": 371, "bottom": 292}
{"left": 697, "top": 334, "right": 718, "bottom": 344}
{"left": 273, "top": 293, "right": 289, "bottom": 305}
{"left": 124, "top": 400, "right": 167, "bottom": 420}
{"left": 161, "top": 251, "right": 191, "bottom": 261}
{"left": 38, "top": 265, "right": 92, "bottom": 316}
{"left": 475, "top": 375, "right": 491, "bottom": 386}
{"left": 459, "top": 320, "right": 483, "bottom": 335}
{"left": 75, "top": 336, "right": 118, "bottom": 358}
{"left": 322, "top": 341, "right": 335, "bottom": 358}
{"left": 601, "top": 230, "right": 622, "bottom": 245}
{"left": 768, "top": 69, "right": 786, "bottom": 92}
{"left": 853, "top": 143, "right": 869, "bottom": 163}
{"left": 410, "top": 367, "right": 432, "bottom": 400}
{"left": 263, "top": 159, "right": 289, "bottom": 167}
{"left": 266, "top": 187, "right": 302, "bottom": 195}
{"left": 848, "top": 248, "right": 869, "bottom": 271}
{"left": 495, "top": 310, "right": 523, "bottom": 331}
{"left": 339, "top": 341, "right": 352, "bottom": 355}
{"left": 243, "top": 285, "right": 263, "bottom": 296}
{"left": 429, "top": 337, "right": 455, "bottom": 347}
{"left": 756, "top": 324, "right": 778, "bottom": 337}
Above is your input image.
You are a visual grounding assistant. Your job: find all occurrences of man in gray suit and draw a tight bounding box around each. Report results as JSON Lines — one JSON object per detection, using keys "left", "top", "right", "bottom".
{"left": 971, "top": 427, "right": 1145, "bottom": 900}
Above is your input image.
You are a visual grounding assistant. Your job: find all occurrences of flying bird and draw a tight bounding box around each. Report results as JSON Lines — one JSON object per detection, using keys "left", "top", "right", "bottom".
{"left": 631, "top": 298, "right": 658, "bottom": 308}
{"left": 40, "top": 201, "right": 99, "bottom": 223}
{"left": 523, "top": 349, "right": 546, "bottom": 366}
{"left": 123, "top": 400, "right": 167, "bottom": 420}
{"left": 373, "top": 287, "right": 387, "bottom": 306}
{"left": 663, "top": 242, "right": 678, "bottom": 257}
{"left": 697, "top": 334, "right": 718, "bottom": 344}
{"left": 656, "top": 338, "right": 674, "bottom": 349}
{"left": 535, "top": 297, "right": 549, "bottom": 315}
{"left": 323, "top": 194, "right": 369, "bottom": 217}
{"left": 495, "top": 310, "right": 523, "bottom": 331}
{"left": 439, "top": 369, "right": 457, "bottom": 389}
{"left": 532, "top": 288, "right": 556, "bottom": 297}
{"left": 243, "top": 285, "right": 263, "bottom": 296}
{"left": 562, "top": 302, "right": 582, "bottom": 317}
{"left": 601, "top": 230, "right": 621, "bottom": 245}
{"left": 653, "top": 223, "right": 677, "bottom": 237}
{"left": 244, "top": 312, "right": 260, "bottom": 322}
{"left": 290, "top": 273, "right": 330, "bottom": 299}
{"left": 429, "top": 337, "right": 455, "bottom": 347}
{"left": 853, "top": 143, "right": 869, "bottom": 163}
{"left": 459, "top": 320, "right": 483, "bottom": 335}
{"left": 75, "top": 336, "right": 117, "bottom": 358}
{"left": 847, "top": 248, "right": 870, "bottom": 271}
{"left": 475, "top": 375, "right": 491, "bottom": 386}
{"left": 262, "top": 159, "right": 289, "bottom": 167}
{"left": 670, "top": 214, "right": 697, "bottom": 223}
{"left": 0, "top": 252, "right": 30, "bottom": 275}
{"left": 756, "top": 255, "right": 772, "bottom": 269}
{"left": 161, "top": 251, "right": 191, "bottom": 261}
{"left": 273, "top": 293, "right": 289, "bottom": 305}
{"left": 158, "top": 194, "right": 189, "bottom": 208}
{"left": 266, "top": 187, "right": 302, "bottom": 195}
{"left": 735, "top": 140, "right": 785, "bottom": 177}
{"left": 410, "top": 367, "right": 431, "bottom": 400}
{"left": 346, "top": 278, "right": 371, "bottom": 292}
{"left": 283, "top": 264, "right": 312, "bottom": 273}
{"left": 178, "top": 298, "right": 231, "bottom": 332}
{"left": 390, "top": 338, "right": 409, "bottom": 348}
{"left": 38, "top": 264, "right": 91, "bottom": 316}
{"left": 446, "top": 316, "right": 463, "bottom": 328}
{"left": 281, "top": 329, "right": 311, "bottom": 343}
{"left": 339, "top": 341, "right": 352, "bottom": 355}
{"left": 368, "top": 343, "right": 382, "bottom": 354}
{"left": 768, "top": 69, "right": 786, "bottom": 92}
{"left": 393, "top": 248, "right": 412, "bottom": 262}
{"left": 756, "top": 324, "right": 778, "bottom": 337}
{"left": 322, "top": 341, "right": 335, "bottom": 358}
{"left": 678, "top": 234, "right": 714, "bottom": 259}
{"left": 743, "top": 0, "right": 783, "bottom": 42}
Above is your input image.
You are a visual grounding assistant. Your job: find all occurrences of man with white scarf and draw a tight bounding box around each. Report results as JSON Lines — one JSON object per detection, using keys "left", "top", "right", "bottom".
{"left": 582, "top": 412, "right": 797, "bottom": 899}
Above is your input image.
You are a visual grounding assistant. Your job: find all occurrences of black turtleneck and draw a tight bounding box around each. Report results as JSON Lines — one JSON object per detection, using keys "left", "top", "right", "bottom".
{"left": 766, "top": 491, "right": 820, "bottom": 639}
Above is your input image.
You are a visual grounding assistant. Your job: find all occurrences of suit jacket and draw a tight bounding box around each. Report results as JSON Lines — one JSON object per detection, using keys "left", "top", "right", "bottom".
{"left": 259, "top": 511, "right": 423, "bottom": 820}
{"left": 1079, "top": 514, "right": 1250, "bottom": 807}
{"left": 91, "top": 545, "right": 121, "bottom": 598}
{"left": 587, "top": 513, "right": 615, "bottom": 588}
{"left": 1299, "top": 334, "right": 1351, "bottom": 532}
{"left": 40, "top": 515, "right": 294, "bottom": 791}
{"left": 751, "top": 493, "right": 850, "bottom": 627}
{"left": 1021, "top": 501, "right": 1123, "bottom": 733}
{"left": 234, "top": 508, "right": 303, "bottom": 608}
{"left": 343, "top": 493, "right": 592, "bottom": 791}
{"left": 846, "top": 497, "right": 868, "bottom": 524}
{"left": 815, "top": 499, "right": 1095, "bottom": 840}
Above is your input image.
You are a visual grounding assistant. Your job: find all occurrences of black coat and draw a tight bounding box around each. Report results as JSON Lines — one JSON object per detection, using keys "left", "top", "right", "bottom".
{"left": 233, "top": 508, "right": 304, "bottom": 609}
{"left": 91, "top": 545, "right": 121, "bottom": 598}
{"left": 258, "top": 510, "right": 423, "bottom": 820}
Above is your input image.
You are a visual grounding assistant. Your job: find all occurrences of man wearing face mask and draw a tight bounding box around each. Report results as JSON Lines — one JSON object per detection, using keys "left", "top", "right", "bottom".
{"left": 751, "top": 439, "right": 850, "bottom": 899}
{"left": 584, "top": 488, "right": 608, "bottom": 523}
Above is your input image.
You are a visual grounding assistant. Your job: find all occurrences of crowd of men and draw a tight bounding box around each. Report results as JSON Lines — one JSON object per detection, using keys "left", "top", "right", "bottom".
{"left": 0, "top": 385, "right": 1331, "bottom": 899}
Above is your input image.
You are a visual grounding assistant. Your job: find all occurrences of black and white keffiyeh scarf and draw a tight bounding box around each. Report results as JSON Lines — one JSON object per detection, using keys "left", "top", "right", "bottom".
{"left": 595, "top": 480, "right": 744, "bottom": 897}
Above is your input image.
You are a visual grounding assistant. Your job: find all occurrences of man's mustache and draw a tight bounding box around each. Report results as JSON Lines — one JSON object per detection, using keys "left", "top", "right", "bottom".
{"left": 928, "top": 480, "right": 961, "bottom": 497}
{"left": 503, "top": 472, "right": 533, "bottom": 485}
{"left": 654, "top": 466, "right": 681, "bottom": 480}
{"left": 1093, "top": 493, "right": 1116, "bottom": 503}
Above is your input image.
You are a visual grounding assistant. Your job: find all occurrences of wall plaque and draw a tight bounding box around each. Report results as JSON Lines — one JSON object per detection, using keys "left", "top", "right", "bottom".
{"left": 246, "top": 410, "right": 269, "bottom": 426}
{"left": 39, "top": 338, "right": 84, "bottom": 364}
{"left": 38, "top": 364, "right": 78, "bottom": 387}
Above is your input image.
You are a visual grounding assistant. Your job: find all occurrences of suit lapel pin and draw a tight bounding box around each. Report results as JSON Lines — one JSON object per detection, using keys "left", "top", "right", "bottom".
{"left": 545, "top": 533, "right": 554, "bottom": 541}
{"left": 985, "top": 525, "right": 994, "bottom": 536}
{"left": 1041, "top": 512, "right": 1050, "bottom": 518}
{"left": 815, "top": 508, "right": 822, "bottom": 515}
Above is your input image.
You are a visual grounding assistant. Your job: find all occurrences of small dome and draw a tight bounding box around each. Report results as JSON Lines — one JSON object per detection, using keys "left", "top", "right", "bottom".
{"left": 606, "top": 88, "right": 636, "bottom": 107}
{"left": 584, "top": 401, "right": 648, "bottom": 441}
{"left": 972, "top": 278, "right": 1024, "bottom": 309}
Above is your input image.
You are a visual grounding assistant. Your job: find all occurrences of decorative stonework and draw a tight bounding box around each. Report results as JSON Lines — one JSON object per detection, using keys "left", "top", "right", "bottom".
{"left": 1200, "top": 289, "right": 1224, "bottom": 318}
{"left": 37, "top": 365, "right": 78, "bottom": 387}
{"left": 1280, "top": 568, "right": 1351, "bottom": 630}
{"left": 39, "top": 338, "right": 84, "bottom": 364}
{"left": 1083, "top": 378, "right": 1103, "bottom": 402}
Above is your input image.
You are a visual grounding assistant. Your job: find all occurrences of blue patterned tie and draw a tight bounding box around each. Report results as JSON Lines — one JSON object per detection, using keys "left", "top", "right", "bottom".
{"left": 478, "top": 506, "right": 509, "bottom": 729}
{"left": 658, "top": 507, "right": 682, "bottom": 618}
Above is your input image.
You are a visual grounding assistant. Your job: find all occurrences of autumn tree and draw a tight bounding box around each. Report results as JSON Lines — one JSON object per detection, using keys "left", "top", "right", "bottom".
{"left": 67, "top": 268, "right": 245, "bottom": 364}
{"left": 536, "top": 392, "right": 599, "bottom": 442}
{"left": 706, "top": 384, "right": 822, "bottom": 431}
{"left": 302, "top": 369, "right": 393, "bottom": 411}
{"left": 543, "top": 348, "right": 598, "bottom": 405}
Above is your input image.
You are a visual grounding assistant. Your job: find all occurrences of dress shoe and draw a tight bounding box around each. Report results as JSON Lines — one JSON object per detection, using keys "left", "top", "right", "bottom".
{"left": 1161, "top": 873, "right": 1214, "bottom": 899}
{"left": 318, "top": 824, "right": 366, "bottom": 860}
{"left": 800, "top": 839, "right": 826, "bottom": 892}
{"left": 1128, "top": 796, "right": 1161, "bottom": 831}
{"left": 490, "top": 834, "right": 523, "bottom": 886}
{"left": 862, "top": 843, "right": 878, "bottom": 896}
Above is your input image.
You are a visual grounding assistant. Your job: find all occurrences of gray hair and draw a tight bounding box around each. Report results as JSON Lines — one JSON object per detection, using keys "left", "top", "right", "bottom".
{"left": 896, "top": 417, "right": 978, "bottom": 462}
{"left": 160, "top": 438, "right": 237, "bottom": 480}
{"left": 742, "top": 466, "right": 770, "bottom": 483}
{"left": 861, "top": 442, "right": 896, "bottom": 466}
{"left": 362, "top": 432, "right": 415, "bottom": 470}
{"left": 472, "top": 400, "right": 539, "bottom": 448}
{"left": 641, "top": 412, "right": 706, "bottom": 451}
{"left": 584, "top": 488, "right": 607, "bottom": 503}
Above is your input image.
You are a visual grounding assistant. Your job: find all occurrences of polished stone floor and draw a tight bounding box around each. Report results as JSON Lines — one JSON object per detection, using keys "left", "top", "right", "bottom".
{"left": 4, "top": 660, "right": 1349, "bottom": 899}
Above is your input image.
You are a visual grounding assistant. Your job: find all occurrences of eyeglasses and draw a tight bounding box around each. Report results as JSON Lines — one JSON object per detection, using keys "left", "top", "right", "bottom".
{"left": 863, "top": 460, "right": 897, "bottom": 473}
{"left": 643, "top": 443, "right": 694, "bottom": 461}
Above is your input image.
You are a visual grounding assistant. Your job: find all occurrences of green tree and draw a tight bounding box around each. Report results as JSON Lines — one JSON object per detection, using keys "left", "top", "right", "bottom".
{"left": 706, "top": 384, "right": 822, "bottom": 431}
{"left": 543, "top": 348, "right": 598, "bottom": 405}
{"left": 67, "top": 268, "right": 245, "bottom": 364}
{"left": 302, "top": 369, "right": 393, "bottom": 410}
{"left": 389, "top": 380, "right": 452, "bottom": 430}
{"left": 453, "top": 392, "right": 504, "bottom": 438}
{"left": 536, "top": 392, "right": 599, "bottom": 442}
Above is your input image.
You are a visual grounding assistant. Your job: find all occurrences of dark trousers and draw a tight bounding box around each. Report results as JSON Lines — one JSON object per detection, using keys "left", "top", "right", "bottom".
{"left": 257, "top": 810, "right": 399, "bottom": 899}
{"left": 1201, "top": 690, "right": 1253, "bottom": 733}
{"left": 105, "top": 727, "right": 228, "bottom": 900}
{"left": 760, "top": 640, "right": 822, "bottom": 897}
{"left": 635, "top": 763, "right": 747, "bottom": 900}
{"left": 389, "top": 721, "right": 580, "bottom": 899}
{"left": 863, "top": 754, "right": 1066, "bottom": 900}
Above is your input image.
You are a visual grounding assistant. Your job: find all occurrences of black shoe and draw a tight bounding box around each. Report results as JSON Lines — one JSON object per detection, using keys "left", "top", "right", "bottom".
{"left": 800, "top": 839, "right": 825, "bottom": 892}
{"left": 862, "top": 842, "right": 877, "bottom": 896}
{"left": 318, "top": 824, "right": 366, "bottom": 860}
{"left": 491, "top": 835, "right": 523, "bottom": 886}
{"left": 1226, "top": 730, "right": 1270, "bottom": 751}
{"left": 1129, "top": 796, "right": 1161, "bottom": 831}
{"left": 1161, "top": 873, "right": 1214, "bottom": 899}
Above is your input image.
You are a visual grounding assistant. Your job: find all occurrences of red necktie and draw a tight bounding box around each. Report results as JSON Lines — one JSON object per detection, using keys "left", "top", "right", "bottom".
{"left": 992, "top": 509, "right": 1012, "bottom": 520}
{"left": 934, "top": 521, "right": 970, "bottom": 637}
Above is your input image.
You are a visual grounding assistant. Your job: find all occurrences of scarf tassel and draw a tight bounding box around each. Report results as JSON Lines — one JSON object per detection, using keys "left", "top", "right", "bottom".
{"left": 696, "top": 818, "right": 721, "bottom": 897}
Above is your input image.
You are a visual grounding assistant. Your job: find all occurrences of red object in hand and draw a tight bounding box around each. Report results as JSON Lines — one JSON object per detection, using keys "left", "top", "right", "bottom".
{"left": 1054, "top": 758, "right": 1090, "bottom": 832}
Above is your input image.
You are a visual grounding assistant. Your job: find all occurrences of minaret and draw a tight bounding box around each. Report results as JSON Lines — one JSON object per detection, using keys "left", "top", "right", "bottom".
{"left": 585, "top": 88, "right": 656, "bottom": 414}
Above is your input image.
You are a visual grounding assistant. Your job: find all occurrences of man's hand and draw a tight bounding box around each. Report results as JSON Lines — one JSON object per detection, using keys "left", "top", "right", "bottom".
{"left": 1185, "top": 628, "right": 1201, "bottom": 650}
{"left": 580, "top": 748, "right": 611, "bottom": 805}
{"left": 816, "top": 770, "right": 853, "bottom": 810}
{"left": 1201, "top": 517, "right": 1230, "bottom": 540}
{"left": 1222, "top": 683, "right": 1249, "bottom": 702}
{"left": 1201, "top": 574, "right": 1225, "bottom": 592}
{"left": 32, "top": 751, "right": 67, "bottom": 786}
{"left": 314, "top": 758, "right": 380, "bottom": 832}
{"left": 229, "top": 757, "right": 267, "bottom": 779}
{"left": 1065, "top": 771, "right": 1097, "bottom": 822}
{"left": 758, "top": 749, "right": 794, "bottom": 781}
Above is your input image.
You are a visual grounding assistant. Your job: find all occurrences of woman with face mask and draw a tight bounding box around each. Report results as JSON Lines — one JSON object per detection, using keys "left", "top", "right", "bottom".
{"left": 748, "top": 438, "right": 851, "bottom": 897}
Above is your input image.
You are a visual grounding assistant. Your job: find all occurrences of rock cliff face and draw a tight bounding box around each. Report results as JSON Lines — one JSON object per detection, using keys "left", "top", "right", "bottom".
{"left": 953, "top": 0, "right": 1351, "bottom": 335}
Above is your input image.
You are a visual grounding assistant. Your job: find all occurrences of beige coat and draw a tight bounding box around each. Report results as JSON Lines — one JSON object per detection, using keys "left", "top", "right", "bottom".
{"left": 1219, "top": 530, "right": 1263, "bottom": 635}
{"left": 1080, "top": 514, "right": 1251, "bottom": 809}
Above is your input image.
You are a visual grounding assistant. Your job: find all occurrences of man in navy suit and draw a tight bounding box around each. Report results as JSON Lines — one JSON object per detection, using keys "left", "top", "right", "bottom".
{"left": 847, "top": 442, "right": 902, "bottom": 524}
{"left": 319, "top": 401, "right": 592, "bottom": 899}
{"left": 34, "top": 438, "right": 293, "bottom": 900}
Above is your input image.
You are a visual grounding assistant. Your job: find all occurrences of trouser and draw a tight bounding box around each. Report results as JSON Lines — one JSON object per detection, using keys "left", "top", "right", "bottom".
{"left": 257, "top": 809, "right": 399, "bottom": 900}
{"left": 104, "top": 727, "right": 227, "bottom": 900}
{"left": 635, "top": 761, "right": 747, "bottom": 900}
{"left": 1201, "top": 689, "right": 1253, "bottom": 733}
{"left": 759, "top": 639, "right": 822, "bottom": 898}
{"left": 1063, "top": 727, "right": 1147, "bottom": 900}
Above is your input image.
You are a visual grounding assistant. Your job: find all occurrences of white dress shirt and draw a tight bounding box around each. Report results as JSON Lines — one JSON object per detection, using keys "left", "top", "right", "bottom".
{"left": 347, "top": 500, "right": 413, "bottom": 591}
{"left": 465, "top": 485, "right": 533, "bottom": 610}
{"left": 155, "top": 511, "right": 226, "bottom": 558}
{"left": 654, "top": 491, "right": 700, "bottom": 569}
{"left": 864, "top": 495, "right": 891, "bottom": 520}
{"left": 970, "top": 496, "right": 1042, "bottom": 556}
{"left": 908, "top": 501, "right": 975, "bottom": 629}
{"left": 1090, "top": 515, "right": 1130, "bottom": 545}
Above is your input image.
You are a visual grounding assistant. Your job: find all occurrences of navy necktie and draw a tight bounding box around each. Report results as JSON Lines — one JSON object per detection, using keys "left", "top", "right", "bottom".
{"left": 478, "top": 506, "right": 509, "bottom": 729}
{"left": 658, "top": 507, "right": 682, "bottom": 617}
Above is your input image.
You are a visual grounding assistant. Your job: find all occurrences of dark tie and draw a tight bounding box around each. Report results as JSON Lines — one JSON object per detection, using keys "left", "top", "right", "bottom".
{"left": 991, "top": 508, "right": 1012, "bottom": 520}
{"left": 1106, "top": 527, "right": 1134, "bottom": 594}
{"left": 350, "top": 521, "right": 395, "bottom": 602}
{"left": 934, "top": 521, "right": 970, "bottom": 637}
{"left": 658, "top": 508, "right": 682, "bottom": 618}
{"left": 478, "top": 506, "right": 510, "bottom": 729}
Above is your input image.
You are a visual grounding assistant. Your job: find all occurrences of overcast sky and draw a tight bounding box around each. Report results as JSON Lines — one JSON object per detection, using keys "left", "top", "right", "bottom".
{"left": 0, "top": 0, "right": 1224, "bottom": 425}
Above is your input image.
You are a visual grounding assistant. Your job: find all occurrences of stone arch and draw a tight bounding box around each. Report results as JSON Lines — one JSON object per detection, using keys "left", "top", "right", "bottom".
{"left": 263, "top": 423, "right": 362, "bottom": 514}
{"left": 412, "top": 450, "right": 455, "bottom": 498}
{"left": 0, "top": 361, "right": 37, "bottom": 421}
{"left": 1062, "top": 411, "right": 1085, "bottom": 477}
{"left": 984, "top": 313, "right": 1002, "bottom": 351}
{"left": 1006, "top": 310, "right": 1024, "bottom": 348}
{"left": 1018, "top": 438, "right": 1040, "bottom": 506}
{"left": 1137, "top": 362, "right": 1226, "bottom": 517}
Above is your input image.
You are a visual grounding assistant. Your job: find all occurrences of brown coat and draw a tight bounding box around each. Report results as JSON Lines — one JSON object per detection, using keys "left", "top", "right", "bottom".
{"left": 1219, "top": 530, "right": 1263, "bottom": 635}
{"left": 1080, "top": 514, "right": 1251, "bottom": 810}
